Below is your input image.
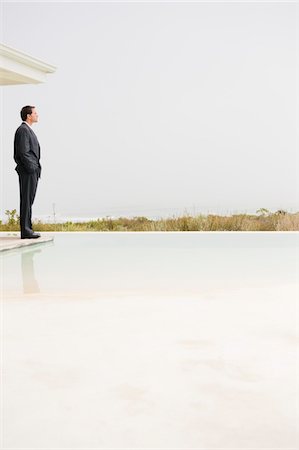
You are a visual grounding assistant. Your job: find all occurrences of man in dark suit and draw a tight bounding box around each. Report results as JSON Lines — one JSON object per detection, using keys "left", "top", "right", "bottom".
{"left": 14, "top": 105, "right": 42, "bottom": 239}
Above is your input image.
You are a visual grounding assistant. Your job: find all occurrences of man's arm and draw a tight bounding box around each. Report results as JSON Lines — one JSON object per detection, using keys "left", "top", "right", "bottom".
{"left": 14, "top": 127, "right": 39, "bottom": 173}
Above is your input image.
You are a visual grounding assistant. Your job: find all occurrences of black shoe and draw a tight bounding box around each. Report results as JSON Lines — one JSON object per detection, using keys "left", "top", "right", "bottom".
{"left": 21, "top": 232, "right": 41, "bottom": 239}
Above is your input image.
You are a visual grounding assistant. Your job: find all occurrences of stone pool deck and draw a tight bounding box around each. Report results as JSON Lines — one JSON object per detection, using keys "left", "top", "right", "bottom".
{"left": 0, "top": 234, "right": 54, "bottom": 252}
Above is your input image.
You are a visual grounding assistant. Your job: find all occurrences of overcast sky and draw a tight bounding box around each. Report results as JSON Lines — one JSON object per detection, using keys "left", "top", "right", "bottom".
{"left": 1, "top": 1, "right": 298, "bottom": 220}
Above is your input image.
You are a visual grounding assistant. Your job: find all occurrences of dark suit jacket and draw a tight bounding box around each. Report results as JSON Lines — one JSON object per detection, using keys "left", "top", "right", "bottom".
{"left": 14, "top": 122, "right": 41, "bottom": 178}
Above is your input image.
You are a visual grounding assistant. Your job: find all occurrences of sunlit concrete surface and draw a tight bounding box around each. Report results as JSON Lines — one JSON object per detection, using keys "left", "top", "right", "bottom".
{"left": 1, "top": 232, "right": 298, "bottom": 448}
{"left": 0, "top": 233, "right": 54, "bottom": 252}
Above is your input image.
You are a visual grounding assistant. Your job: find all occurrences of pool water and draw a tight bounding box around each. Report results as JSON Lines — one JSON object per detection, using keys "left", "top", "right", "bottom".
{"left": 3, "top": 232, "right": 298, "bottom": 296}
{"left": 1, "top": 232, "right": 298, "bottom": 447}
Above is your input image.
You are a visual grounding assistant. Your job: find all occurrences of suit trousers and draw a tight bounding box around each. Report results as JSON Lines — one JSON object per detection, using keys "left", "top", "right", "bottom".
{"left": 18, "top": 171, "right": 39, "bottom": 237}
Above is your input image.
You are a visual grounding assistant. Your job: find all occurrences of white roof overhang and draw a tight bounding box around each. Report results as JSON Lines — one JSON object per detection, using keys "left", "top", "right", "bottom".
{"left": 0, "top": 43, "right": 56, "bottom": 85}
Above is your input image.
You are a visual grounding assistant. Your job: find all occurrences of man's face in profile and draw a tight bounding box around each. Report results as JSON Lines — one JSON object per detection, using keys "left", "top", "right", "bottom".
{"left": 28, "top": 108, "right": 39, "bottom": 124}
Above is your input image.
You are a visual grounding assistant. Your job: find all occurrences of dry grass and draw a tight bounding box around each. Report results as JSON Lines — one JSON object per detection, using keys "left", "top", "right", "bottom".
{"left": 1, "top": 210, "right": 299, "bottom": 232}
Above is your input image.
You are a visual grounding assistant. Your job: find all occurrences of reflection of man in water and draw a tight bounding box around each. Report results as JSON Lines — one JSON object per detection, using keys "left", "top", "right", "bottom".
{"left": 21, "top": 248, "right": 40, "bottom": 294}
{"left": 14, "top": 105, "right": 41, "bottom": 239}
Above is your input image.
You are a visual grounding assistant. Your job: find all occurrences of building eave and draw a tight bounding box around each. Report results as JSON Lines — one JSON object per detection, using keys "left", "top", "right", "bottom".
{"left": 0, "top": 43, "right": 57, "bottom": 85}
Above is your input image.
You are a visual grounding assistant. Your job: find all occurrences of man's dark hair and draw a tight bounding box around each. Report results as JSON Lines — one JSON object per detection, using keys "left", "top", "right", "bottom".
{"left": 20, "top": 105, "right": 35, "bottom": 121}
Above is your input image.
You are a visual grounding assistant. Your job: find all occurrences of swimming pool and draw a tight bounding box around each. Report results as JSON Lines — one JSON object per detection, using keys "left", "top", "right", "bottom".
{"left": 1, "top": 232, "right": 298, "bottom": 447}
{"left": 3, "top": 231, "right": 298, "bottom": 296}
